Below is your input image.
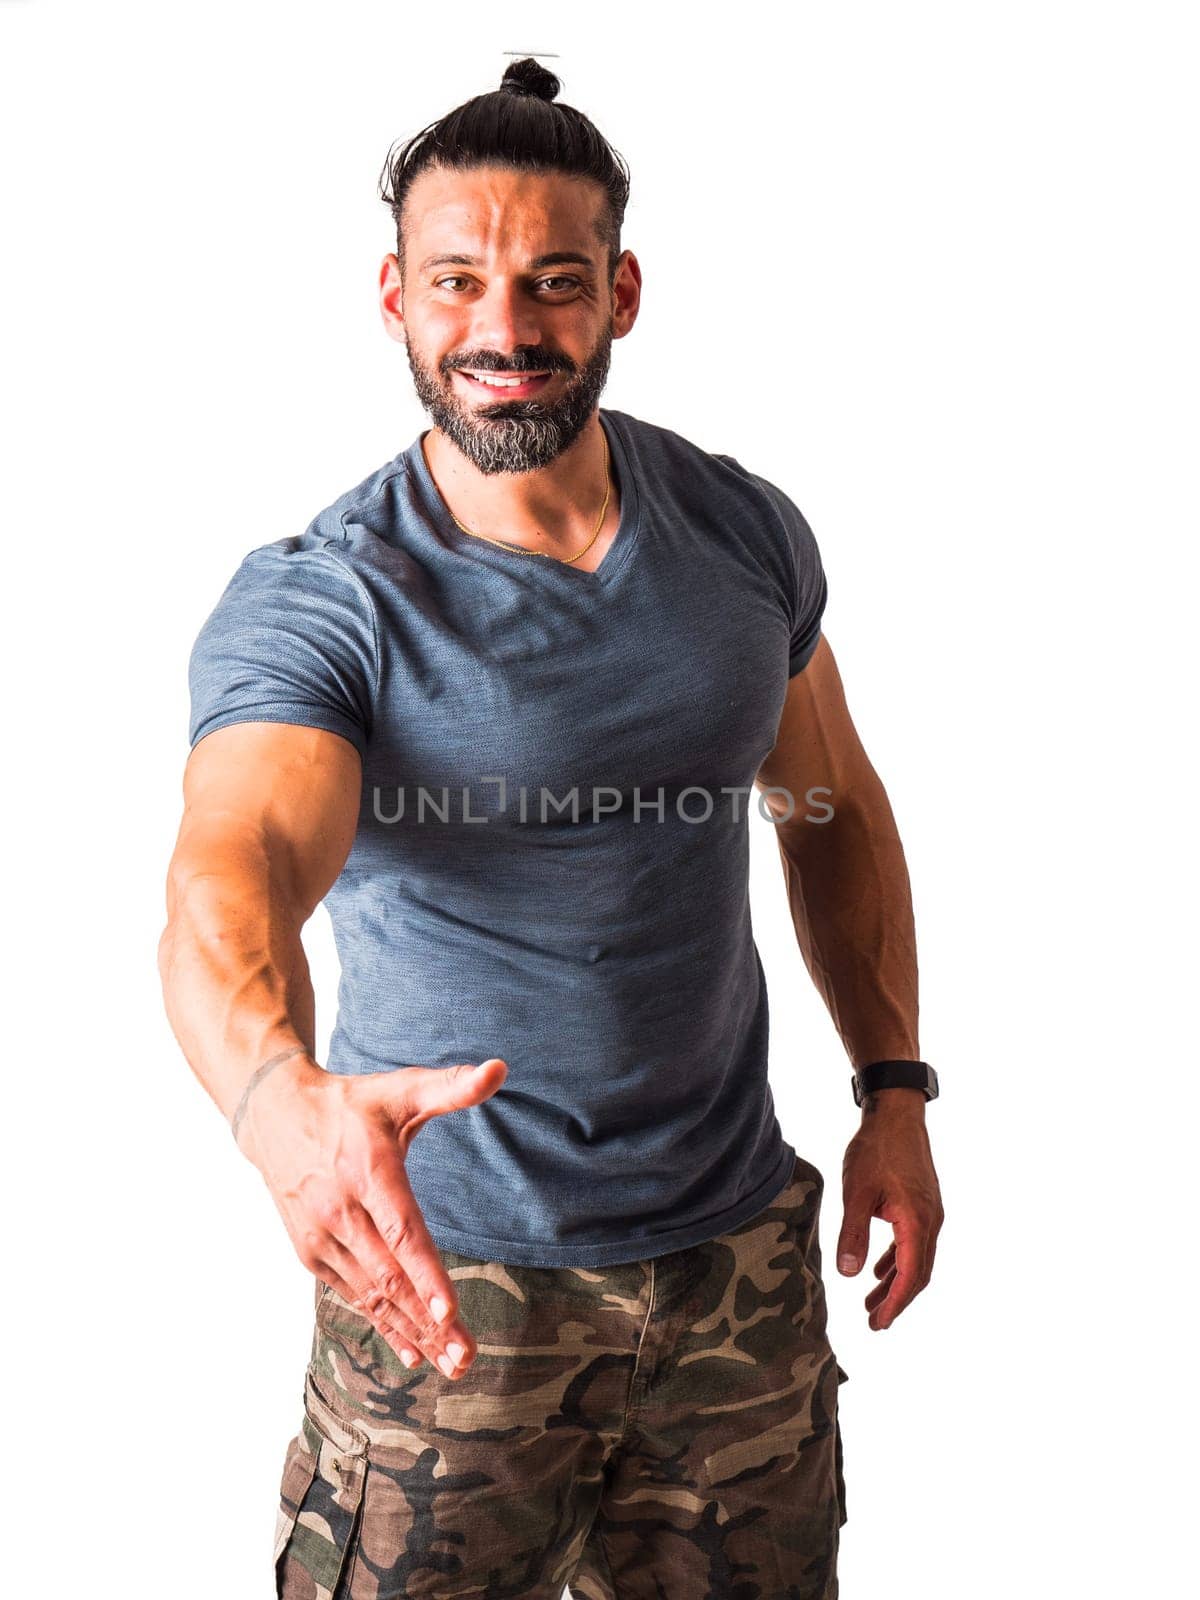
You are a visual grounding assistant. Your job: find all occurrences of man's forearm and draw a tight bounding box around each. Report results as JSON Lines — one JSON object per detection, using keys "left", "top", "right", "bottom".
{"left": 157, "top": 828, "right": 320, "bottom": 1137}
{"left": 772, "top": 767, "right": 919, "bottom": 1072}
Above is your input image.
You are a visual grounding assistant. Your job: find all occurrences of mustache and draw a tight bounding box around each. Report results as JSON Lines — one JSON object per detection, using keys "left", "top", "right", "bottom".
{"left": 445, "top": 355, "right": 574, "bottom": 376}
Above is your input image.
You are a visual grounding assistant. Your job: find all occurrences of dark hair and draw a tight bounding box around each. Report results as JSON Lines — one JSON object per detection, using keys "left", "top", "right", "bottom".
{"left": 379, "top": 57, "right": 630, "bottom": 285}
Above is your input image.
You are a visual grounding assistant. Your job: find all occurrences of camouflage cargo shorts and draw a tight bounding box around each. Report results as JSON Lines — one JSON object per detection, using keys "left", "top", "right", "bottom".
{"left": 274, "top": 1153, "right": 849, "bottom": 1599}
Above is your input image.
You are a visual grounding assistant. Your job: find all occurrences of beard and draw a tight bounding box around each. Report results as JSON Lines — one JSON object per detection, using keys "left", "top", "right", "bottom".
{"left": 404, "top": 324, "right": 614, "bottom": 475}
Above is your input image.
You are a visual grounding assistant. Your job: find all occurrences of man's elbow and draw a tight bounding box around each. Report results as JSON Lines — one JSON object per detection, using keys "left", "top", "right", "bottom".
{"left": 768, "top": 773, "right": 888, "bottom": 857}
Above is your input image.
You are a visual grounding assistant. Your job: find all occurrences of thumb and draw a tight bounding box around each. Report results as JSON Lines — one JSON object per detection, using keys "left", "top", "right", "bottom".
{"left": 383, "top": 1057, "right": 508, "bottom": 1118}
{"left": 837, "top": 1193, "right": 872, "bottom": 1276}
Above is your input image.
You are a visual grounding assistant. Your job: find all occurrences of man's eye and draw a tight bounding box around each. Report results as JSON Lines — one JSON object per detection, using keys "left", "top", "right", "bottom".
{"left": 433, "top": 274, "right": 580, "bottom": 293}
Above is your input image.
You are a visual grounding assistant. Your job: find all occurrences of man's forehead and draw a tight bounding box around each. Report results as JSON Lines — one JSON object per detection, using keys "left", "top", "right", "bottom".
{"left": 405, "top": 167, "right": 602, "bottom": 259}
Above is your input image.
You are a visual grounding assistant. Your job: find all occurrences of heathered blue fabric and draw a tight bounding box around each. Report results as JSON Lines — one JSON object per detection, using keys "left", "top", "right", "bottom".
{"left": 188, "top": 408, "right": 828, "bottom": 1267}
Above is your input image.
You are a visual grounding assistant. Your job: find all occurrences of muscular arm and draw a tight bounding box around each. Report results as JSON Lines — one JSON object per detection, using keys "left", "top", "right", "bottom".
{"left": 157, "top": 719, "right": 496, "bottom": 1375}
{"left": 157, "top": 721, "right": 361, "bottom": 1143}
{"left": 757, "top": 633, "right": 942, "bottom": 1329}
{"left": 755, "top": 633, "right": 919, "bottom": 1073}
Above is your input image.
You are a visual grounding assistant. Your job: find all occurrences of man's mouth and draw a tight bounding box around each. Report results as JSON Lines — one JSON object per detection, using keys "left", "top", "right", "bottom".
{"left": 453, "top": 369, "right": 556, "bottom": 397}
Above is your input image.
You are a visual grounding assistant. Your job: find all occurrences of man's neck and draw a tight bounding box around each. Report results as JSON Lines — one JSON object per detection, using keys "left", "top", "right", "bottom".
{"left": 421, "top": 415, "right": 617, "bottom": 561}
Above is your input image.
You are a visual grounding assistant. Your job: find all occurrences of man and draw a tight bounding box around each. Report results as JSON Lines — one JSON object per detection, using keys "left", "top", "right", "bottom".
{"left": 159, "top": 56, "right": 943, "bottom": 1600}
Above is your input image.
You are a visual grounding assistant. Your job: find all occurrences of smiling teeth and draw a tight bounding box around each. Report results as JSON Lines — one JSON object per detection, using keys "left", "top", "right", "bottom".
{"left": 465, "top": 372, "right": 546, "bottom": 388}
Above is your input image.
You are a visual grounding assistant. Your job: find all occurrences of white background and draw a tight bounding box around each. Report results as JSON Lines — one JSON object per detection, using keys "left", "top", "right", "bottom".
{"left": 2, "top": 2, "right": 1196, "bottom": 1595}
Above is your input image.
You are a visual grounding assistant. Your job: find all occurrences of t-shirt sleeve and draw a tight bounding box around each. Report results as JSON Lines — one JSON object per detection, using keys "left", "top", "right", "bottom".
{"left": 776, "top": 492, "right": 828, "bottom": 676}
{"left": 712, "top": 453, "right": 829, "bottom": 676}
{"left": 188, "top": 539, "right": 378, "bottom": 759}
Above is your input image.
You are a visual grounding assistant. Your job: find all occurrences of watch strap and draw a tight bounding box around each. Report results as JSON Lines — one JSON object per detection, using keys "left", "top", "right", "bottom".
{"left": 851, "top": 1059, "right": 939, "bottom": 1106}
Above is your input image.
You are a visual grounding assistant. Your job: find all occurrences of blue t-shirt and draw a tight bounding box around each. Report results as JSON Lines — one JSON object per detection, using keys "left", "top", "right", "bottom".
{"left": 188, "top": 407, "right": 828, "bottom": 1266}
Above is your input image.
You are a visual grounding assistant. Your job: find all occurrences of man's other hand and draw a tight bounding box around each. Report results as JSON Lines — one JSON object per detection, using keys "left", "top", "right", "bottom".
{"left": 836, "top": 1088, "right": 944, "bottom": 1330}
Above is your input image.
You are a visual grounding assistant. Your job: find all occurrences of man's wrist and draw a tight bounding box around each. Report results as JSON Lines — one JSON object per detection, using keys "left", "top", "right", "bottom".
{"left": 230, "top": 1044, "right": 321, "bottom": 1154}
{"left": 859, "top": 1084, "right": 927, "bottom": 1118}
{"left": 851, "top": 1057, "right": 937, "bottom": 1109}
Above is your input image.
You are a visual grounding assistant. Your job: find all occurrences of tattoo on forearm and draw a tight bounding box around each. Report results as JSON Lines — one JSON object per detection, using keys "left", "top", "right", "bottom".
{"left": 231, "top": 1046, "right": 310, "bottom": 1145}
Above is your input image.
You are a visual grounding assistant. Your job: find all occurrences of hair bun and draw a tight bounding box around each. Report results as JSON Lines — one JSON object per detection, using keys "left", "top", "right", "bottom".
{"left": 499, "top": 57, "right": 560, "bottom": 102}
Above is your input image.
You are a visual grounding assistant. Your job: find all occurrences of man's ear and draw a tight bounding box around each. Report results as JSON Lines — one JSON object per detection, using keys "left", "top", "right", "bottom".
{"left": 379, "top": 253, "right": 407, "bottom": 346}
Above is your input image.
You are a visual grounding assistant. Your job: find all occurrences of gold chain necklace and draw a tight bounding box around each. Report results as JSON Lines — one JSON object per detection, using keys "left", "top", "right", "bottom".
{"left": 446, "top": 432, "right": 611, "bottom": 565}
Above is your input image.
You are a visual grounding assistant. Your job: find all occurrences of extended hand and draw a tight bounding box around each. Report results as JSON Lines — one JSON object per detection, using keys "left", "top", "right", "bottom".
{"left": 836, "top": 1089, "right": 943, "bottom": 1330}
{"left": 238, "top": 1053, "right": 509, "bottom": 1375}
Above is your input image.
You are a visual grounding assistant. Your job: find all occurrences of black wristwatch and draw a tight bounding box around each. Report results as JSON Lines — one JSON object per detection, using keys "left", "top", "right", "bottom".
{"left": 851, "top": 1059, "right": 939, "bottom": 1107}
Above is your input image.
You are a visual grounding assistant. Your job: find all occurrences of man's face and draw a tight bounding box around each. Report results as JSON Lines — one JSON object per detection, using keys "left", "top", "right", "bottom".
{"left": 380, "top": 164, "right": 637, "bottom": 475}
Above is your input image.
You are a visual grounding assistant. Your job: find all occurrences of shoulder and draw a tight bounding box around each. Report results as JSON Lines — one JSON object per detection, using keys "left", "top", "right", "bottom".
{"left": 610, "top": 410, "right": 819, "bottom": 584}
{"left": 701, "top": 440, "right": 821, "bottom": 576}
{"left": 219, "top": 450, "right": 414, "bottom": 598}
{"left": 215, "top": 533, "right": 374, "bottom": 621}
{"left": 605, "top": 407, "right": 759, "bottom": 486}
{"left": 308, "top": 452, "right": 414, "bottom": 545}
{"left": 704, "top": 444, "right": 813, "bottom": 545}
{"left": 608, "top": 408, "right": 807, "bottom": 523}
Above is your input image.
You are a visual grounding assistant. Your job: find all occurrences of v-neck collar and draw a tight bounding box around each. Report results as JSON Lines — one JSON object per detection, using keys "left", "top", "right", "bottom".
{"left": 405, "top": 408, "right": 643, "bottom": 588}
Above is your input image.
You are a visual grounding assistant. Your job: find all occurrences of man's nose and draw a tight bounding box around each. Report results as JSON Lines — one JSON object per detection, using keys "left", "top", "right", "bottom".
{"left": 465, "top": 284, "right": 548, "bottom": 363}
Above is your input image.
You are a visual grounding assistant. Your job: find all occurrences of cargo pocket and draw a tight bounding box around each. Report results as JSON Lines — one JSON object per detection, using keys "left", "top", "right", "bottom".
{"left": 274, "top": 1367, "right": 369, "bottom": 1597}
{"left": 834, "top": 1363, "right": 850, "bottom": 1528}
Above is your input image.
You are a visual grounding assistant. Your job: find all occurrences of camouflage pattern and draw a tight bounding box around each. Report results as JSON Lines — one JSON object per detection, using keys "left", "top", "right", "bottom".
{"left": 274, "top": 1153, "right": 848, "bottom": 1598}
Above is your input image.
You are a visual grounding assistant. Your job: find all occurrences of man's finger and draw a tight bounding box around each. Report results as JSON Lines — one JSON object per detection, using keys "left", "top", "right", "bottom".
{"left": 321, "top": 1227, "right": 471, "bottom": 1378}
{"left": 865, "top": 1267, "right": 896, "bottom": 1314}
{"left": 369, "top": 1058, "right": 508, "bottom": 1141}
{"left": 316, "top": 1259, "right": 422, "bottom": 1369}
{"left": 869, "top": 1209, "right": 929, "bottom": 1330}
{"left": 873, "top": 1242, "right": 896, "bottom": 1279}
{"left": 316, "top": 1244, "right": 425, "bottom": 1366}
{"left": 342, "top": 1198, "right": 476, "bottom": 1377}
{"left": 837, "top": 1188, "right": 877, "bottom": 1275}
{"left": 356, "top": 1158, "right": 478, "bottom": 1374}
